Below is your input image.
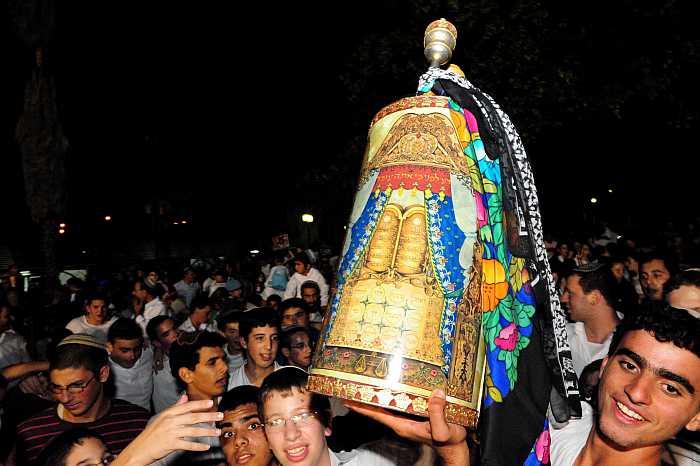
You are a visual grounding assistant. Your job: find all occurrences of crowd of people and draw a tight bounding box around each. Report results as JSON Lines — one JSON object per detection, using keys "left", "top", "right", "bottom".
{"left": 0, "top": 232, "right": 698, "bottom": 466}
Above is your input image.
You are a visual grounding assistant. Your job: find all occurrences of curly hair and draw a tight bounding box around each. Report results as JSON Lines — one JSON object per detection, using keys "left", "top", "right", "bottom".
{"left": 609, "top": 302, "right": 700, "bottom": 359}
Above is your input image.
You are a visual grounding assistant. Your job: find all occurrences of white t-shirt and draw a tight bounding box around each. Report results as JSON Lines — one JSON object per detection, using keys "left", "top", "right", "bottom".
{"left": 284, "top": 267, "right": 330, "bottom": 306}
{"left": 0, "top": 329, "right": 30, "bottom": 373}
{"left": 549, "top": 401, "right": 594, "bottom": 466}
{"left": 65, "top": 316, "right": 118, "bottom": 343}
{"left": 227, "top": 361, "right": 281, "bottom": 390}
{"left": 152, "top": 355, "right": 180, "bottom": 413}
{"left": 567, "top": 322, "right": 614, "bottom": 377}
{"left": 329, "top": 440, "right": 410, "bottom": 466}
{"left": 135, "top": 298, "right": 167, "bottom": 338}
{"left": 109, "top": 346, "right": 154, "bottom": 411}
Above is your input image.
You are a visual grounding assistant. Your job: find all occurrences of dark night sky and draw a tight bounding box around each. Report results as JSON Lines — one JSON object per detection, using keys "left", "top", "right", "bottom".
{"left": 1, "top": 1, "right": 696, "bottom": 262}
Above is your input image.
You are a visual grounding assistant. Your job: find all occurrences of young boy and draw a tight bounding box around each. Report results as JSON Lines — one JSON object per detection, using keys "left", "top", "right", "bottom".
{"left": 228, "top": 307, "right": 281, "bottom": 389}
{"left": 65, "top": 293, "right": 117, "bottom": 343}
{"left": 279, "top": 326, "right": 313, "bottom": 370}
{"left": 258, "top": 367, "right": 402, "bottom": 466}
{"left": 218, "top": 310, "right": 246, "bottom": 374}
{"left": 106, "top": 318, "right": 153, "bottom": 411}
{"left": 218, "top": 385, "right": 278, "bottom": 466}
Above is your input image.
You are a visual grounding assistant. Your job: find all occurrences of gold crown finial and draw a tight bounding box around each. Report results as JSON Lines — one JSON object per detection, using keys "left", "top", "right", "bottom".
{"left": 424, "top": 19, "right": 457, "bottom": 67}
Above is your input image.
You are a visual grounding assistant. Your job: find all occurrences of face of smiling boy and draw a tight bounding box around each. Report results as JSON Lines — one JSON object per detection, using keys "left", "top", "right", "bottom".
{"left": 263, "top": 388, "right": 331, "bottom": 466}
{"left": 596, "top": 330, "right": 700, "bottom": 450}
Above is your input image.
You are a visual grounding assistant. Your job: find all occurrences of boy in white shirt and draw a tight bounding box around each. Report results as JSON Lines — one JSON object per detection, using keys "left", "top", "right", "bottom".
{"left": 106, "top": 318, "right": 153, "bottom": 411}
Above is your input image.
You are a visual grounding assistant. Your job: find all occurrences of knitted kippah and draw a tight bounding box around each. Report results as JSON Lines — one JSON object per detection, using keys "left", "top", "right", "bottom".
{"left": 57, "top": 333, "right": 107, "bottom": 351}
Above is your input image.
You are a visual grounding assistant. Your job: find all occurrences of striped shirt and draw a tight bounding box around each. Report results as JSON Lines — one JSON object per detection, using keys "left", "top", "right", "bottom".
{"left": 16, "top": 399, "right": 149, "bottom": 465}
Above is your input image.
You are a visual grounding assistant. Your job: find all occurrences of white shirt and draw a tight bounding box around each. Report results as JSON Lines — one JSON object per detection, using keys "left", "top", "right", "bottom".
{"left": 549, "top": 401, "right": 594, "bottom": 466}
{"left": 136, "top": 298, "right": 166, "bottom": 337}
{"left": 284, "top": 267, "right": 330, "bottom": 306}
{"left": 153, "top": 355, "right": 181, "bottom": 413}
{"left": 227, "top": 361, "right": 281, "bottom": 390}
{"left": 109, "top": 346, "right": 154, "bottom": 411}
{"left": 0, "top": 329, "right": 30, "bottom": 370}
{"left": 178, "top": 317, "right": 216, "bottom": 333}
{"left": 329, "top": 441, "right": 407, "bottom": 466}
{"left": 567, "top": 322, "right": 614, "bottom": 377}
{"left": 65, "top": 316, "right": 118, "bottom": 343}
{"left": 224, "top": 345, "right": 245, "bottom": 375}
{"left": 173, "top": 280, "right": 201, "bottom": 308}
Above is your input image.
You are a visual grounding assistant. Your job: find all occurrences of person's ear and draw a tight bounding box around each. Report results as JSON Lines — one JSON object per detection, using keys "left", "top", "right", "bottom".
{"left": 240, "top": 336, "right": 248, "bottom": 350}
{"left": 599, "top": 356, "right": 610, "bottom": 378}
{"left": 685, "top": 411, "right": 700, "bottom": 431}
{"left": 99, "top": 365, "right": 110, "bottom": 383}
{"left": 106, "top": 342, "right": 114, "bottom": 355}
{"left": 179, "top": 367, "right": 194, "bottom": 385}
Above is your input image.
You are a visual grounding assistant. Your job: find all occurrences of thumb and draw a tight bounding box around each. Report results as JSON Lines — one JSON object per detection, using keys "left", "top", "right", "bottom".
{"left": 176, "top": 393, "right": 189, "bottom": 405}
{"left": 428, "top": 389, "right": 451, "bottom": 443}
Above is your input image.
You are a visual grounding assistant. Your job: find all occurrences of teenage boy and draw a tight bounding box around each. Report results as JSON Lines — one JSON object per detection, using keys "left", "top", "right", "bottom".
{"left": 279, "top": 326, "right": 313, "bottom": 370}
{"left": 179, "top": 296, "right": 215, "bottom": 332}
{"left": 349, "top": 304, "right": 700, "bottom": 466}
{"left": 132, "top": 281, "right": 166, "bottom": 337}
{"left": 15, "top": 334, "right": 150, "bottom": 465}
{"left": 284, "top": 254, "right": 329, "bottom": 307}
{"left": 65, "top": 293, "right": 118, "bottom": 343}
{"left": 156, "top": 330, "right": 229, "bottom": 465}
{"left": 106, "top": 318, "right": 153, "bottom": 411}
{"left": 228, "top": 307, "right": 281, "bottom": 389}
{"left": 258, "top": 367, "right": 402, "bottom": 466}
{"left": 146, "top": 315, "right": 180, "bottom": 412}
{"left": 218, "top": 385, "right": 278, "bottom": 466}
{"left": 217, "top": 311, "right": 246, "bottom": 374}
{"left": 278, "top": 298, "right": 319, "bottom": 350}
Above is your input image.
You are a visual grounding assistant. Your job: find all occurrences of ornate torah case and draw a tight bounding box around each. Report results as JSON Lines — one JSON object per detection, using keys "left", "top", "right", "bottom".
{"left": 308, "top": 92, "right": 487, "bottom": 427}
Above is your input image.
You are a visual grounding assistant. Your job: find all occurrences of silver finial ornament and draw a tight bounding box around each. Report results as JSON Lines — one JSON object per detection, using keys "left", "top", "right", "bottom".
{"left": 423, "top": 19, "right": 458, "bottom": 67}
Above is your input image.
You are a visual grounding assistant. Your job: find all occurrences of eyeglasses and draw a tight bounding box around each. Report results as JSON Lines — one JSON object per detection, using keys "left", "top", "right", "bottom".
{"left": 49, "top": 375, "right": 96, "bottom": 395}
{"left": 264, "top": 411, "right": 319, "bottom": 431}
{"left": 84, "top": 453, "right": 117, "bottom": 466}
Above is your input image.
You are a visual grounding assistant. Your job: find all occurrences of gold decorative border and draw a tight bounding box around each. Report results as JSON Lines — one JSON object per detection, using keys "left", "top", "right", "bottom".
{"left": 308, "top": 373, "right": 479, "bottom": 428}
{"left": 371, "top": 96, "right": 450, "bottom": 127}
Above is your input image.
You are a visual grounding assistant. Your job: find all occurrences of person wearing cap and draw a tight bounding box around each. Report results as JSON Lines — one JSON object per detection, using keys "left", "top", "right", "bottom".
{"left": 174, "top": 269, "right": 201, "bottom": 309}
{"left": 283, "top": 254, "right": 329, "bottom": 307}
{"left": 132, "top": 280, "right": 167, "bottom": 337}
{"left": 15, "top": 334, "right": 150, "bottom": 465}
{"left": 560, "top": 263, "right": 621, "bottom": 377}
{"left": 65, "top": 293, "right": 118, "bottom": 344}
{"left": 179, "top": 296, "right": 216, "bottom": 332}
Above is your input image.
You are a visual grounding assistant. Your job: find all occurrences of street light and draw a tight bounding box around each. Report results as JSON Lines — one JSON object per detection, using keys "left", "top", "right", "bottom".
{"left": 301, "top": 213, "right": 314, "bottom": 223}
{"left": 590, "top": 197, "right": 598, "bottom": 204}
{"left": 250, "top": 249, "right": 260, "bottom": 254}
{"left": 58, "top": 228, "right": 66, "bottom": 234}
{"left": 59, "top": 223, "right": 66, "bottom": 228}
{"left": 104, "top": 215, "right": 112, "bottom": 221}
{"left": 181, "top": 220, "right": 188, "bottom": 224}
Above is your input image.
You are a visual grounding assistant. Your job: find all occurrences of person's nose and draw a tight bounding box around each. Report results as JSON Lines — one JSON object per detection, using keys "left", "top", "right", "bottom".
{"left": 624, "top": 374, "right": 653, "bottom": 406}
{"left": 235, "top": 431, "right": 249, "bottom": 448}
{"left": 283, "top": 419, "right": 301, "bottom": 441}
{"left": 55, "top": 389, "right": 72, "bottom": 404}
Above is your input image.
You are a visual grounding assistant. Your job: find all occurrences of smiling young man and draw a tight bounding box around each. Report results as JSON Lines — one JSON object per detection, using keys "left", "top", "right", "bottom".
{"left": 228, "top": 308, "right": 281, "bottom": 389}
{"left": 107, "top": 317, "right": 153, "bottom": 411}
{"left": 15, "top": 334, "right": 150, "bottom": 465}
{"left": 147, "top": 315, "right": 181, "bottom": 413}
{"left": 65, "top": 293, "right": 118, "bottom": 343}
{"left": 218, "top": 385, "right": 278, "bottom": 466}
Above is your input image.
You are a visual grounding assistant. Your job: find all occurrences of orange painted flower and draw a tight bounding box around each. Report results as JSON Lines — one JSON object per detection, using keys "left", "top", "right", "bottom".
{"left": 482, "top": 259, "right": 508, "bottom": 311}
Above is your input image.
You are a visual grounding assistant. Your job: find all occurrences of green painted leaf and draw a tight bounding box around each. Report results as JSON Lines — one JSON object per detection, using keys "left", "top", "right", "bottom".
{"left": 480, "top": 225, "right": 493, "bottom": 243}
{"left": 493, "top": 222, "right": 504, "bottom": 247}
{"left": 483, "top": 178, "right": 498, "bottom": 193}
{"left": 483, "top": 308, "right": 500, "bottom": 329}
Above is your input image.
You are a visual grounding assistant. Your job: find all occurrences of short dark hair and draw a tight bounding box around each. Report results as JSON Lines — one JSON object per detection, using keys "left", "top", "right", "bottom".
{"left": 293, "top": 253, "right": 310, "bottom": 267}
{"left": 35, "top": 427, "right": 108, "bottom": 466}
{"left": 663, "top": 269, "right": 700, "bottom": 298}
{"left": 571, "top": 267, "right": 618, "bottom": 308}
{"left": 217, "top": 310, "right": 242, "bottom": 332}
{"left": 191, "top": 296, "right": 211, "bottom": 314}
{"left": 639, "top": 253, "right": 679, "bottom": 276}
{"left": 609, "top": 303, "right": 700, "bottom": 359}
{"left": 258, "top": 367, "right": 330, "bottom": 427}
{"left": 279, "top": 298, "right": 308, "bottom": 318}
{"left": 50, "top": 344, "right": 109, "bottom": 380}
{"left": 219, "top": 385, "right": 260, "bottom": 414}
{"left": 239, "top": 307, "right": 280, "bottom": 341}
{"left": 107, "top": 318, "right": 143, "bottom": 343}
{"left": 266, "top": 294, "right": 282, "bottom": 305}
{"left": 280, "top": 326, "right": 311, "bottom": 350}
{"left": 169, "top": 331, "right": 226, "bottom": 390}
{"left": 84, "top": 292, "right": 107, "bottom": 308}
{"left": 300, "top": 281, "right": 320, "bottom": 295}
{"left": 146, "top": 315, "right": 172, "bottom": 342}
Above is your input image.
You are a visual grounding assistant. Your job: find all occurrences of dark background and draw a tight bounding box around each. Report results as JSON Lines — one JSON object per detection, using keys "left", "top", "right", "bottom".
{"left": 1, "top": 0, "right": 696, "bottom": 267}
